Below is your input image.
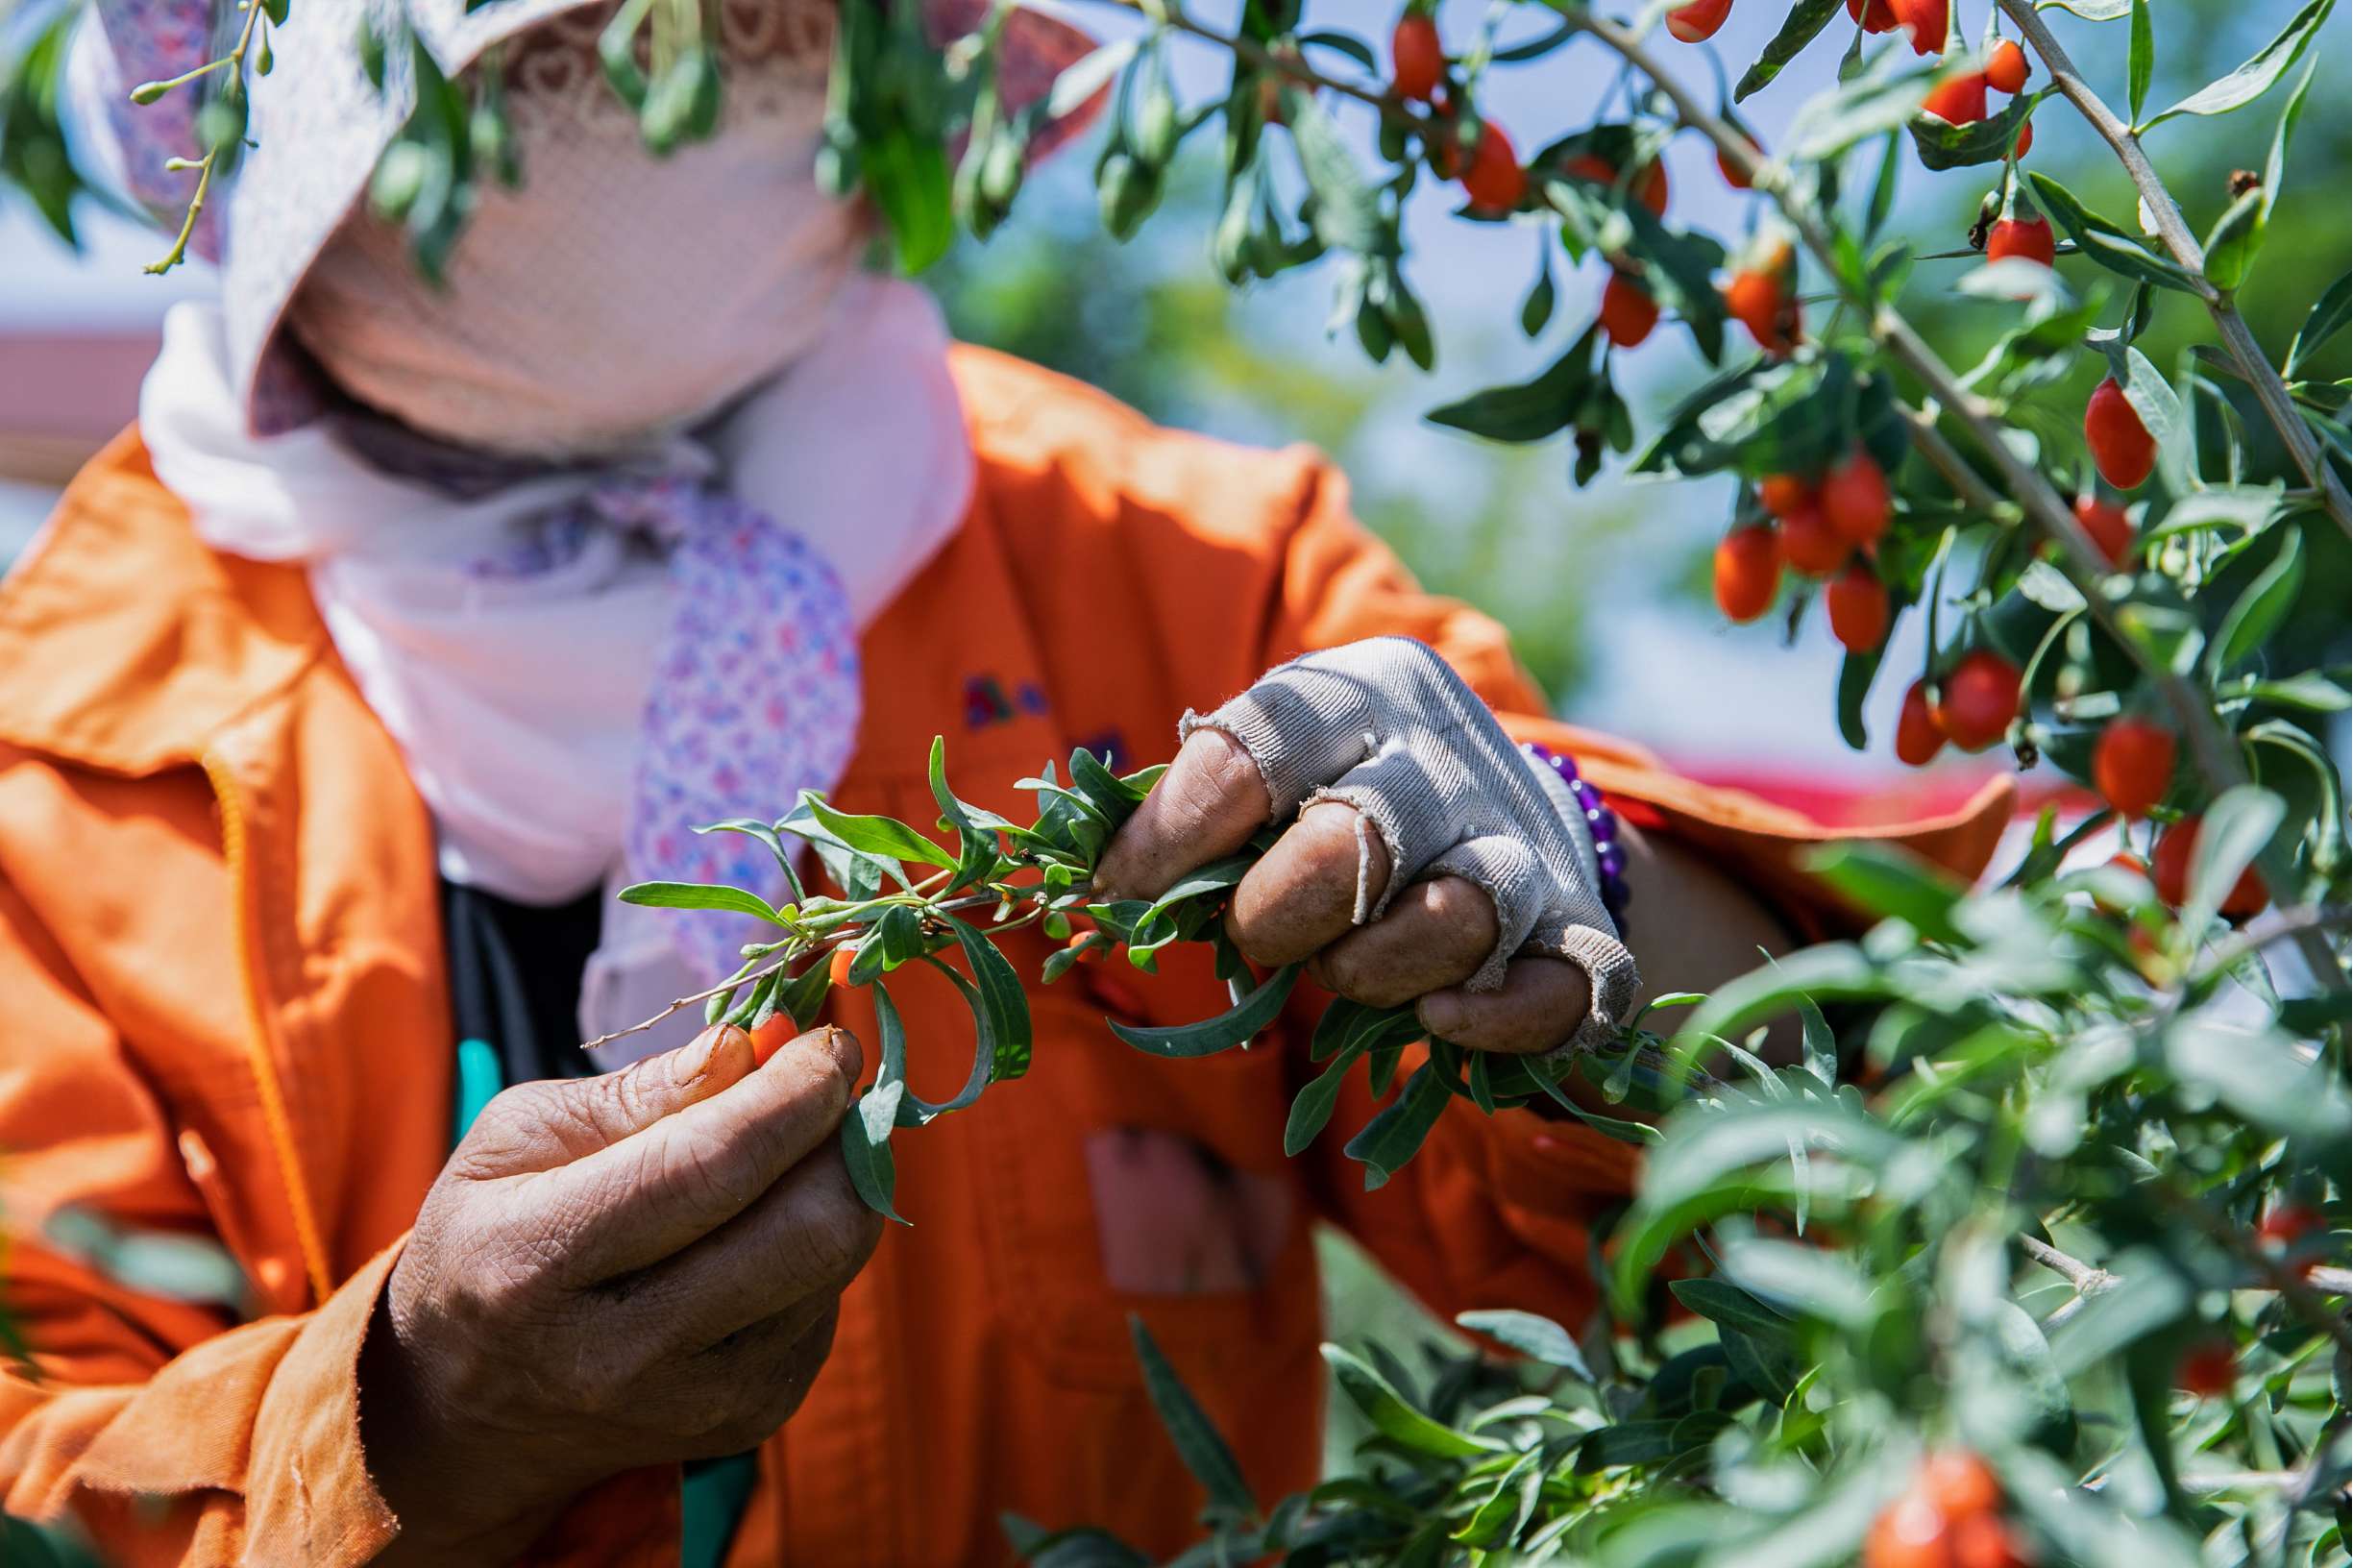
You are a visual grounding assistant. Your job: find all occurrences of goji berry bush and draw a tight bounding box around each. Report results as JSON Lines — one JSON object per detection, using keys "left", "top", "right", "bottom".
{"left": 4, "top": 0, "right": 2350, "bottom": 1563}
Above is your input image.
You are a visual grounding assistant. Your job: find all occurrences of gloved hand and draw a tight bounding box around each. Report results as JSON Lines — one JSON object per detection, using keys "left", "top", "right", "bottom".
{"left": 1095, "top": 636, "right": 1638, "bottom": 1057}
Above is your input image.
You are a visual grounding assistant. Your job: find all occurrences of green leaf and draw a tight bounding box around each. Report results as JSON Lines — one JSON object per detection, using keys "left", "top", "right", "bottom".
{"left": 617, "top": 880, "right": 792, "bottom": 925}
{"left": 1614, "top": 1099, "right": 1903, "bottom": 1311}
{"left": 2167, "top": 1017, "right": 2352, "bottom": 1146}
{"left": 1322, "top": 1344, "right": 1501, "bottom": 1458}
{"left": 1798, "top": 996, "right": 1839, "bottom": 1088}
{"left": 1673, "top": 944, "right": 1885, "bottom": 1070}
{"left": 1424, "top": 330, "right": 1596, "bottom": 444}
{"left": 1520, "top": 257, "right": 1556, "bottom": 338}
{"left": 840, "top": 1061, "right": 908, "bottom": 1227}
{"left": 1907, "top": 88, "right": 2036, "bottom": 171}
{"left": 946, "top": 917, "right": 1034, "bottom": 1082}
{"left": 865, "top": 122, "right": 954, "bottom": 274}
{"left": 2026, "top": 171, "right": 2204, "bottom": 293}
{"left": 1802, "top": 843, "right": 1966, "bottom": 943}
{"left": 927, "top": 737, "right": 1009, "bottom": 890}
{"left": 1285, "top": 1034, "right": 1368, "bottom": 1156}
{"left": 1134, "top": 854, "right": 1253, "bottom": 938}
{"left": 2286, "top": 273, "right": 2349, "bottom": 377}
{"left": 1110, "top": 963, "right": 1301, "bottom": 1058}
{"left": 1577, "top": 1420, "right": 1685, "bottom": 1470}
{"left": 1865, "top": 129, "right": 1902, "bottom": 242}
{"left": 2125, "top": 0, "right": 2152, "bottom": 123}
{"left": 693, "top": 820, "right": 807, "bottom": 905}
{"left": 2243, "top": 670, "right": 2352, "bottom": 711}
{"left": 2183, "top": 784, "right": 2285, "bottom": 928}
{"left": 1788, "top": 45, "right": 1939, "bottom": 162}
{"left": 1735, "top": 0, "right": 1846, "bottom": 102}
{"left": 1129, "top": 1317, "right": 1258, "bottom": 1516}
{"left": 1284, "top": 89, "right": 1379, "bottom": 253}
{"left": 1455, "top": 1310, "right": 1594, "bottom": 1381}
{"left": 903, "top": 958, "right": 1001, "bottom": 1118}
{"left": 2208, "top": 523, "right": 2305, "bottom": 678}
{"left": 1668, "top": 1278, "right": 1797, "bottom": 1340}
{"left": 2203, "top": 192, "right": 2264, "bottom": 296}
{"left": 860, "top": 903, "right": 929, "bottom": 977}
{"left": 1296, "top": 28, "right": 1378, "bottom": 71}
{"left": 803, "top": 796, "right": 958, "bottom": 872}
{"left": 1719, "top": 1237, "right": 1876, "bottom": 1330}
{"left": 777, "top": 957, "right": 833, "bottom": 1030}
{"left": 2143, "top": 0, "right": 2334, "bottom": 128}
{"left": 1836, "top": 645, "right": 1882, "bottom": 752}
{"left": 1341, "top": 1061, "right": 1451, "bottom": 1188}
{"left": 782, "top": 797, "right": 903, "bottom": 896}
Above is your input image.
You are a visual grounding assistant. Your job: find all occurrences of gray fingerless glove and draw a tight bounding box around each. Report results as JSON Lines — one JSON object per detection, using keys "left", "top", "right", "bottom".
{"left": 1180, "top": 636, "right": 1638, "bottom": 1054}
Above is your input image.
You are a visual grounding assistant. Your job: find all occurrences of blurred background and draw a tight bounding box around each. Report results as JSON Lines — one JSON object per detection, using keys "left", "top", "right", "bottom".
{"left": 3, "top": 0, "right": 2345, "bottom": 815}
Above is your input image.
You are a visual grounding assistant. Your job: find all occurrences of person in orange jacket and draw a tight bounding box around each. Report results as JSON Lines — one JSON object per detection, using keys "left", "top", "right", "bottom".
{"left": 0, "top": 2, "right": 2015, "bottom": 1563}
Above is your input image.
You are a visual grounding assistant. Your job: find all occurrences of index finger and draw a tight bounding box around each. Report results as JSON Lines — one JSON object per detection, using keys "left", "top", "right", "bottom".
{"left": 1092, "top": 727, "right": 1271, "bottom": 902}
{"left": 545, "top": 1024, "right": 864, "bottom": 1284}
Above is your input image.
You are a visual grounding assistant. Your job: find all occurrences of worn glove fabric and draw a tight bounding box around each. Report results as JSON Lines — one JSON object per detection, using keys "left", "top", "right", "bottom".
{"left": 1181, "top": 636, "right": 1639, "bottom": 1053}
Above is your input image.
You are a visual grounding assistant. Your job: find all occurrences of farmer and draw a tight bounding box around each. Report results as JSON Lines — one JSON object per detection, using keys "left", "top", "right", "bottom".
{"left": 0, "top": 1, "right": 2012, "bottom": 1562}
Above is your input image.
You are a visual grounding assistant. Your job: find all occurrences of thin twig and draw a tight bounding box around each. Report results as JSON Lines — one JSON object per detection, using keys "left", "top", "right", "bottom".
{"left": 141, "top": 0, "right": 269, "bottom": 275}
{"left": 2021, "top": 1232, "right": 2120, "bottom": 1296}
{"left": 2190, "top": 902, "right": 2351, "bottom": 987}
{"left": 1996, "top": 0, "right": 2351, "bottom": 538}
{"left": 577, "top": 956, "right": 796, "bottom": 1051}
{"left": 575, "top": 886, "right": 1044, "bottom": 1051}
{"left": 1073, "top": 0, "right": 1428, "bottom": 135}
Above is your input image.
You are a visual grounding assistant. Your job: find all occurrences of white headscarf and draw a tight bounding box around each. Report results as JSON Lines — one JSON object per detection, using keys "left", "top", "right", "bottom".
{"left": 137, "top": 55, "right": 974, "bottom": 1060}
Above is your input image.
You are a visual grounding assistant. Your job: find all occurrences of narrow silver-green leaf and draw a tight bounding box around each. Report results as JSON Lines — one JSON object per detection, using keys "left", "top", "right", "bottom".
{"left": 1455, "top": 1310, "right": 1595, "bottom": 1381}
{"left": 2143, "top": 0, "right": 2333, "bottom": 128}
{"left": 617, "top": 880, "right": 792, "bottom": 925}
{"left": 1111, "top": 963, "right": 1301, "bottom": 1059}
{"left": 1130, "top": 1317, "right": 1258, "bottom": 1517}
{"left": 2124, "top": 0, "right": 2152, "bottom": 123}
{"left": 1322, "top": 1344, "right": 1502, "bottom": 1458}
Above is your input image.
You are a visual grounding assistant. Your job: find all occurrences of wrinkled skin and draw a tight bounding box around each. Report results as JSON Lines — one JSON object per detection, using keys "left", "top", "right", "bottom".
{"left": 1094, "top": 727, "right": 1795, "bottom": 1058}
{"left": 359, "top": 1023, "right": 880, "bottom": 1564}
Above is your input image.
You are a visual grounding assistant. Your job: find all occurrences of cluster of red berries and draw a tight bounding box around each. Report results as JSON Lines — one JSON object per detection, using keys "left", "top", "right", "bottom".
{"left": 1390, "top": 12, "right": 1529, "bottom": 211}
{"left": 1864, "top": 1450, "right": 2031, "bottom": 1568}
{"left": 1894, "top": 651, "right": 2022, "bottom": 763}
{"left": 1917, "top": 32, "right": 2036, "bottom": 156}
{"left": 1713, "top": 452, "right": 1894, "bottom": 649}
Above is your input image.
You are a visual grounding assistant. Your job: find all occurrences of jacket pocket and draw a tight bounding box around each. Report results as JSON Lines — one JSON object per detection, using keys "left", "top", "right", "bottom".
{"left": 968, "top": 970, "right": 1323, "bottom": 1393}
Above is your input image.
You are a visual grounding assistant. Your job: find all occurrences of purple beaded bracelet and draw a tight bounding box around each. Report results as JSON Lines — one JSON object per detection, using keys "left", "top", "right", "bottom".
{"left": 1523, "top": 741, "right": 1632, "bottom": 929}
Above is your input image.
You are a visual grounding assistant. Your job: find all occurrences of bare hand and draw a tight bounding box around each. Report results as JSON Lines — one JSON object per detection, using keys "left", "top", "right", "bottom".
{"left": 358, "top": 1022, "right": 881, "bottom": 1562}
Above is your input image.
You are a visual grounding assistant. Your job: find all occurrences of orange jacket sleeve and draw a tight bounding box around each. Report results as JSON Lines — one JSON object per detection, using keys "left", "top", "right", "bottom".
{"left": 0, "top": 870, "right": 403, "bottom": 1566}
{"left": 1246, "top": 454, "right": 2009, "bottom": 1331}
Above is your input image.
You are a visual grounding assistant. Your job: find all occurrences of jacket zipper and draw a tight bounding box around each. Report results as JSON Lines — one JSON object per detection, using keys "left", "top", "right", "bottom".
{"left": 201, "top": 748, "right": 335, "bottom": 1308}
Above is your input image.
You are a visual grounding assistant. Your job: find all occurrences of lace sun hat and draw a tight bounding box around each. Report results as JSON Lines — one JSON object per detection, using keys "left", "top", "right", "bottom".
{"left": 64, "top": 0, "right": 1101, "bottom": 435}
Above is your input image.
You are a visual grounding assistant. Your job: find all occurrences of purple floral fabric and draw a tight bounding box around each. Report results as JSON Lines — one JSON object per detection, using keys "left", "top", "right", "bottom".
{"left": 559, "top": 477, "right": 859, "bottom": 982}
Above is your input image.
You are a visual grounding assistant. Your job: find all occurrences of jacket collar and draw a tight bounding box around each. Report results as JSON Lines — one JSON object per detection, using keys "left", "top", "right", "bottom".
{"left": 0, "top": 429, "right": 331, "bottom": 775}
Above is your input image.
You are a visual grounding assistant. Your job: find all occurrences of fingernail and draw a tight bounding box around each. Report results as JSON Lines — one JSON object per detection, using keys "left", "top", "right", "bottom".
{"left": 673, "top": 1024, "right": 738, "bottom": 1086}
{"left": 1419, "top": 992, "right": 1465, "bottom": 1037}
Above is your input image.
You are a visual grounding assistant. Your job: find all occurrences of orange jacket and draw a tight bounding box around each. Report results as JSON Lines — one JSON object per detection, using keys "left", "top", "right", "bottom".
{"left": 0, "top": 347, "right": 2012, "bottom": 1566}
